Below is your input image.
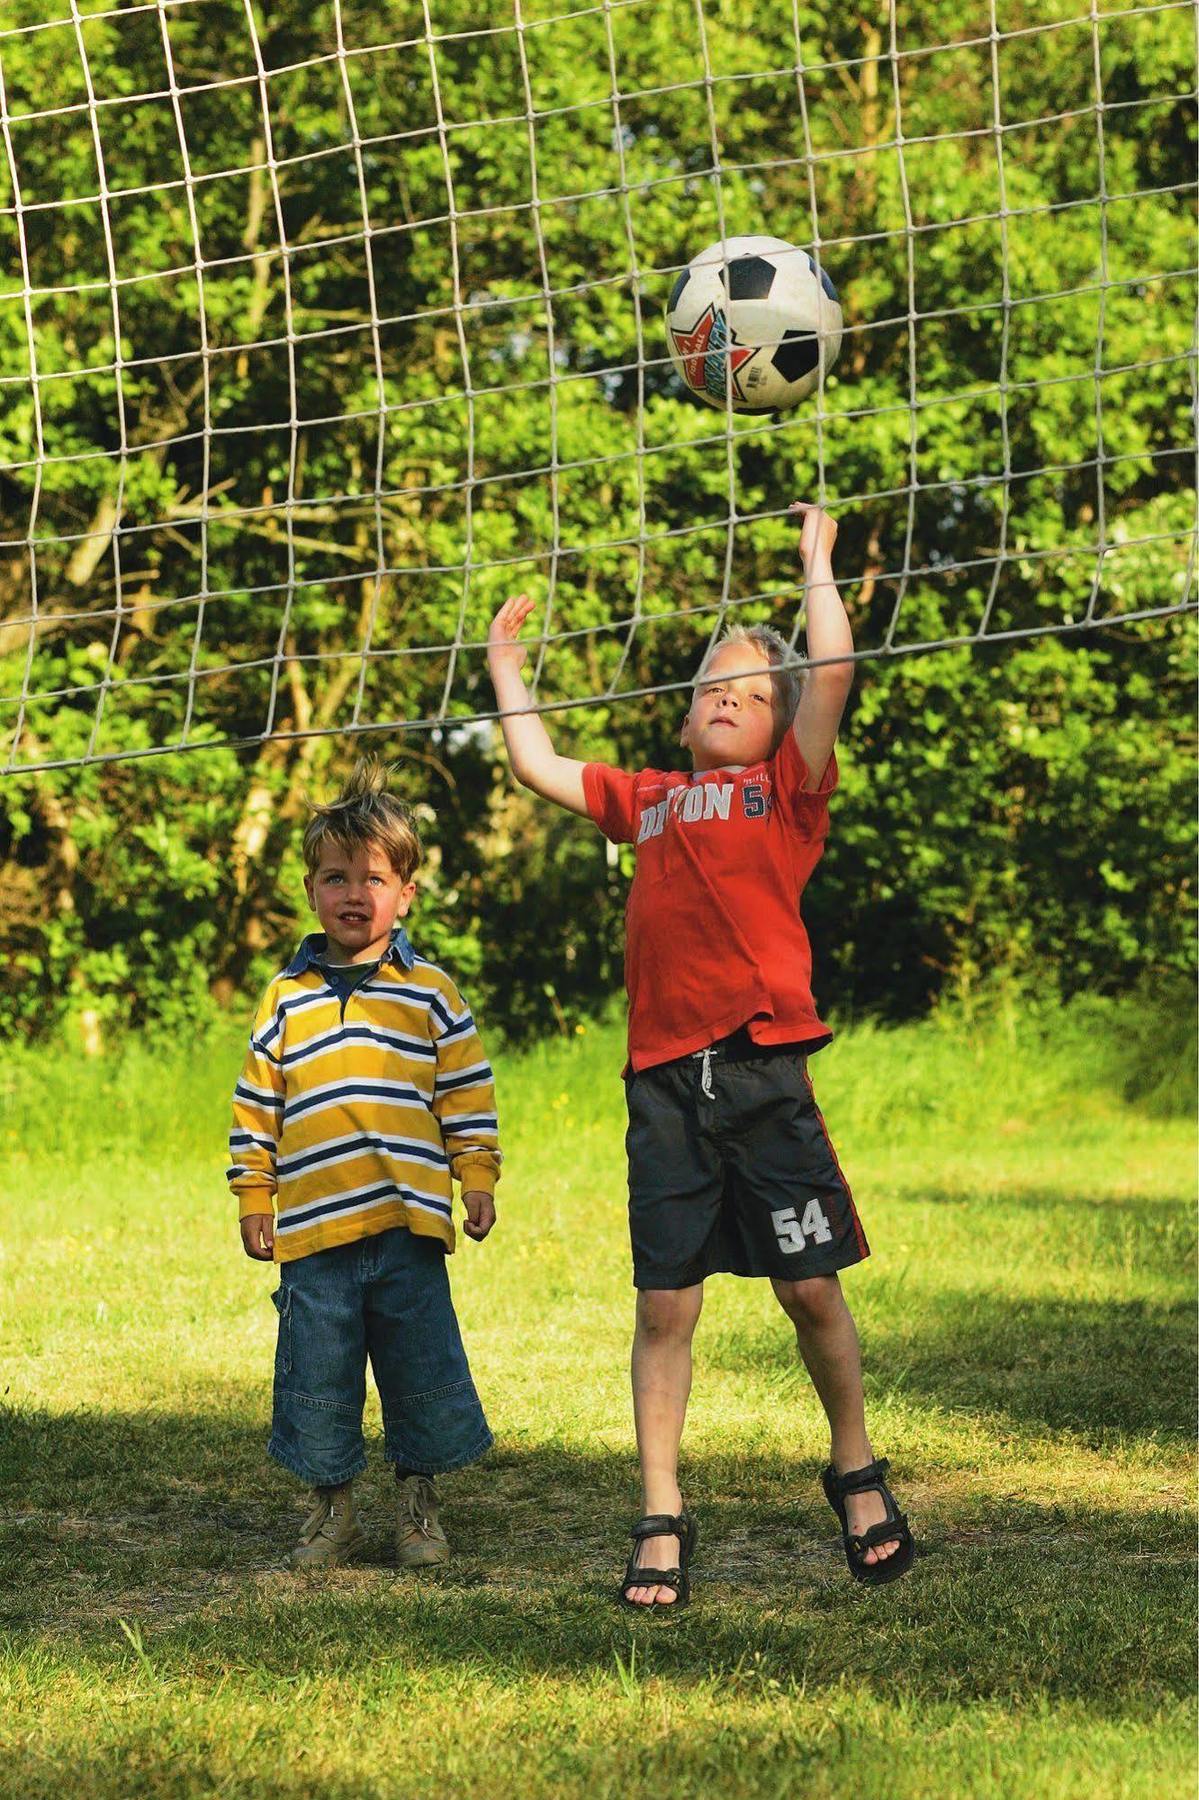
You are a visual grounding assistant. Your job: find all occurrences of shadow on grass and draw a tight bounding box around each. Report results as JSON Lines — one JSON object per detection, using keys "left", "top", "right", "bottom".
{"left": 0, "top": 1387, "right": 1193, "bottom": 1710}
{"left": 711, "top": 1277, "right": 1195, "bottom": 1445}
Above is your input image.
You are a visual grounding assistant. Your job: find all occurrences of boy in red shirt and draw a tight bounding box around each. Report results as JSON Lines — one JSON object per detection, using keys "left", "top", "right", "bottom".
{"left": 487, "top": 504, "right": 913, "bottom": 1607}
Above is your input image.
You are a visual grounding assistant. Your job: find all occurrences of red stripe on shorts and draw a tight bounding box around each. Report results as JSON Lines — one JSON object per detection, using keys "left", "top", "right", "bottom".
{"left": 803, "top": 1067, "right": 868, "bottom": 1259}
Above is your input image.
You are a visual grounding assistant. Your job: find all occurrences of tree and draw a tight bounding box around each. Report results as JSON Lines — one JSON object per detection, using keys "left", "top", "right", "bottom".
{"left": 0, "top": 0, "right": 1193, "bottom": 1042}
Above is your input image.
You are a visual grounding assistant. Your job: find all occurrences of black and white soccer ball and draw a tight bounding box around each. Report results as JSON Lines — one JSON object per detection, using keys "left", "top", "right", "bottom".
{"left": 665, "top": 234, "right": 843, "bottom": 413}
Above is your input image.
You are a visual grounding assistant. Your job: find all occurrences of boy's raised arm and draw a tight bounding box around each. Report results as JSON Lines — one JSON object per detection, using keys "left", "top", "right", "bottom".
{"left": 788, "top": 502, "right": 855, "bottom": 792}
{"left": 487, "top": 595, "right": 591, "bottom": 817}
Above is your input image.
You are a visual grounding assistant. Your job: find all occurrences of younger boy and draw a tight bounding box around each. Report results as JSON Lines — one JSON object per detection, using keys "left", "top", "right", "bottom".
{"left": 486, "top": 503, "right": 912, "bottom": 1607}
{"left": 228, "top": 757, "right": 498, "bottom": 1569}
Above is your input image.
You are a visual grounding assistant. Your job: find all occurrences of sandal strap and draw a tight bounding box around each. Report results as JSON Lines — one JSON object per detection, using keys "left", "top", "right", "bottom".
{"left": 622, "top": 1566, "right": 682, "bottom": 1593}
{"left": 827, "top": 1456, "right": 891, "bottom": 1499}
{"left": 848, "top": 1513, "right": 910, "bottom": 1554}
{"left": 630, "top": 1512, "right": 686, "bottom": 1542}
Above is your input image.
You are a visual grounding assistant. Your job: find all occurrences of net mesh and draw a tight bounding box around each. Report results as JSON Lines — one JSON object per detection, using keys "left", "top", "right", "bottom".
{"left": 0, "top": 0, "right": 1195, "bottom": 775}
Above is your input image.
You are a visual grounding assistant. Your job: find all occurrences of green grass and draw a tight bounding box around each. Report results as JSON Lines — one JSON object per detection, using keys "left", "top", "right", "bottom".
{"left": 0, "top": 1001, "right": 1194, "bottom": 1799}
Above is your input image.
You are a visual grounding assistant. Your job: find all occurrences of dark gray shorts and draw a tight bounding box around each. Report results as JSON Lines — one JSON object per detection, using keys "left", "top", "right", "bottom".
{"left": 624, "top": 1036, "right": 869, "bottom": 1289}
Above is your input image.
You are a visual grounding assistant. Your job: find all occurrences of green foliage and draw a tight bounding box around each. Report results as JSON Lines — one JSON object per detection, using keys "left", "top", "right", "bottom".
{"left": 0, "top": 1, "right": 1193, "bottom": 1042}
{"left": 813, "top": 616, "right": 1196, "bottom": 1017}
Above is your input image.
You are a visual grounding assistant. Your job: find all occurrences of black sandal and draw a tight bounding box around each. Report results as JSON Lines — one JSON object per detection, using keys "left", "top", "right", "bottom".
{"left": 821, "top": 1457, "right": 914, "bottom": 1587}
{"left": 618, "top": 1510, "right": 698, "bottom": 1611}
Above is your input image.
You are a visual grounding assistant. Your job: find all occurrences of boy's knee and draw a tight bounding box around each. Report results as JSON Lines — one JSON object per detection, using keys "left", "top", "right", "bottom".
{"left": 635, "top": 1286, "right": 701, "bottom": 1342}
{"left": 773, "top": 1273, "right": 844, "bottom": 1329}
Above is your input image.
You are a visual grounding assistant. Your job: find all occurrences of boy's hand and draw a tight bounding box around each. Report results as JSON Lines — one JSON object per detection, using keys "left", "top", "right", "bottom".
{"left": 240, "top": 1212, "right": 275, "bottom": 1260}
{"left": 462, "top": 1189, "right": 496, "bottom": 1242}
{"left": 485, "top": 594, "right": 591, "bottom": 816}
{"left": 789, "top": 500, "right": 837, "bottom": 568}
{"left": 488, "top": 595, "right": 536, "bottom": 678}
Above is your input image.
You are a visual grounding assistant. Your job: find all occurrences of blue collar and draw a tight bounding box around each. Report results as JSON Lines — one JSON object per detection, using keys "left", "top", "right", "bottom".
{"left": 284, "top": 925, "right": 415, "bottom": 979}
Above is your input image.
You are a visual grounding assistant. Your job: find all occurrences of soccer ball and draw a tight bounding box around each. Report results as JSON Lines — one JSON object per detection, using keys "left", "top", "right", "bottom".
{"left": 665, "top": 234, "right": 843, "bottom": 413}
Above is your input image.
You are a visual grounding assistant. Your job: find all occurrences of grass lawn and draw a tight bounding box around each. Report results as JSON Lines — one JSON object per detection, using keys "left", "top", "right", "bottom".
{"left": 0, "top": 1004, "right": 1194, "bottom": 1799}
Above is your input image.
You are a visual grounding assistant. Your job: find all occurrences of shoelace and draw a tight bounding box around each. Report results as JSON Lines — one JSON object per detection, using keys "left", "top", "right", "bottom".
{"left": 400, "top": 1486, "right": 435, "bottom": 1536}
{"left": 300, "top": 1494, "right": 352, "bottom": 1543}
{"left": 298, "top": 1499, "right": 329, "bottom": 1544}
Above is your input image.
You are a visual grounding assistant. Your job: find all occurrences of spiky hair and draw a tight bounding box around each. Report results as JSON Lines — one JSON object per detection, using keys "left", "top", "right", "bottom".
{"left": 302, "top": 755, "right": 422, "bottom": 881}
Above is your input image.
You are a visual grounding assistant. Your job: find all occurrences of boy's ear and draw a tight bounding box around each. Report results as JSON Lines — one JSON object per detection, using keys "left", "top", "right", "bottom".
{"left": 394, "top": 879, "right": 418, "bottom": 919}
{"left": 679, "top": 706, "right": 692, "bottom": 748}
{"left": 303, "top": 872, "right": 316, "bottom": 911}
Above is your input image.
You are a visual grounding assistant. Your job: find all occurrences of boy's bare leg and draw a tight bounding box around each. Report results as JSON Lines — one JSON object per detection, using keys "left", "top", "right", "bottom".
{"left": 771, "top": 1273, "right": 900, "bottom": 1566}
{"left": 625, "top": 1283, "right": 704, "bottom": 1605}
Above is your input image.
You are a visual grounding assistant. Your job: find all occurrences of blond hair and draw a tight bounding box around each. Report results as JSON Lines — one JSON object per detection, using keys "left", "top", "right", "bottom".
{"left": 302, "top": 755, "right": 422, "bottom": 881}
{"left": 697, "top": 623, "right": 803, "bottom": 724}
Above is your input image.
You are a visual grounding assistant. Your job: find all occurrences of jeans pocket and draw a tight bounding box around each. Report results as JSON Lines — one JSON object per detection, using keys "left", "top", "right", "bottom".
{"left": 271, "top": 1284, "right": 292, "bottom": 1377}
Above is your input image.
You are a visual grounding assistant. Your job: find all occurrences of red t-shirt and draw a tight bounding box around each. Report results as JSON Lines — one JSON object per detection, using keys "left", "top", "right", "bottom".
{"left": 583, "top": 731, "right": 836, "bottom": 1073}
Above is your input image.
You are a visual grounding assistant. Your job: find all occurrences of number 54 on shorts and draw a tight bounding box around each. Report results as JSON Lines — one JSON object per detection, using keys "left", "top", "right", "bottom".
{"left": 771, "top": 1200, "right": 833, "bottom": 1254}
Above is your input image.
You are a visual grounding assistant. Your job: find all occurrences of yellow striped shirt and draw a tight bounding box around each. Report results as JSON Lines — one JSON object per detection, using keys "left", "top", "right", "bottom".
{"left": 227, "top": 929, "right": 500, "bottom": 1262}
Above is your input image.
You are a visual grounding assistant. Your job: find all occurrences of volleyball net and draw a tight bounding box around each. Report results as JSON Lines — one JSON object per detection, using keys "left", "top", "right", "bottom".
{"left": 0, "top": 0, "right": 1195, "bottom": 774}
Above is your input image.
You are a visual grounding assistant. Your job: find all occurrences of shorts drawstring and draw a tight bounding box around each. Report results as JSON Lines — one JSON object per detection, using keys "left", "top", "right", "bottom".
{"left": 699, "top": 1046, "right": 714, "bottom": 1100}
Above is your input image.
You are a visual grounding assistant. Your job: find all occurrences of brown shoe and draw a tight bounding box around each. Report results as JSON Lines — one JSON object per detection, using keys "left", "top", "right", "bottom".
{"left": 395, "top": 1474, "right": 449, "bottom": 1568}
{"left": 288, "top": 1482, "right": 366, "bottom": 1569}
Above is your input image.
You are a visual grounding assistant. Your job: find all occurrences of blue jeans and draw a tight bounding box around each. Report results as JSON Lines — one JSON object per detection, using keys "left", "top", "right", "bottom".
{"left": 268, "top": 1227, "right": 492, "bottom": 1488}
